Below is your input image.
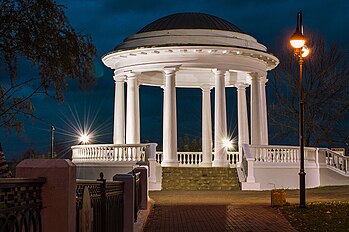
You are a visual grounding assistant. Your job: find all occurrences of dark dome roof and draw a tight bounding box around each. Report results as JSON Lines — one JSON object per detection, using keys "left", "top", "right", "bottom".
{"left": 137, "top": 13, "right": 244, "bottom": 34}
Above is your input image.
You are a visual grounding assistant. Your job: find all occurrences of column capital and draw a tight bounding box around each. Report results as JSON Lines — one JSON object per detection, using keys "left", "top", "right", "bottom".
{"left": 163, "top": 67, "right": 178, "bottom": 75}
{"left": 200, "top": 84, "right": 212, "bottom": 92}
{"left": 124, "top": 71, "right": 139, "bottom": 80}
{"left": 235, "top": 83, "right": 249, "bottom": 89}
{"left": 250, "top": 72, "right": 267, "bottom": 82}
{"left": 113, "top": 74, "right": 126, "bottom": 82}
{"left": 212, "top": 68, "right": 228, "bottom": 75}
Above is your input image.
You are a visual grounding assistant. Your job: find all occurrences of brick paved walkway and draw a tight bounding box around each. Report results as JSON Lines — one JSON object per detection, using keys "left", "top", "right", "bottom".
{"left": 144, "top": 191, "right": 297, "bottom": 232}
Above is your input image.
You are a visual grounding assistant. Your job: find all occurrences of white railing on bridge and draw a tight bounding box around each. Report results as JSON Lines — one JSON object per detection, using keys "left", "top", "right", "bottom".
{"left": 72, "top": 143, "right": 152, "bottom": 162}
{"left": 155, "top": 151, "right": 240, "bottom": 167}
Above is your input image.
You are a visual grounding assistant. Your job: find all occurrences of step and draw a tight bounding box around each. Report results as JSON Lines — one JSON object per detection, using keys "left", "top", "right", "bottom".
{"left": 162, "top": 167, "right": 240, "bottom": 191}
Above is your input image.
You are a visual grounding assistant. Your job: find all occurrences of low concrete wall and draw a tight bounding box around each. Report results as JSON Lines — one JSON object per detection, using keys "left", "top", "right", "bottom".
{"left": 254, "top": 164, "right": 320, "bottom": 190}
{"left": 252, "top": 162, "right": 349, "bottom": 190}
{"left": 75, "top": 162, "right": 137, "bottom": 180}
{"left": 319, "top": 167, "right": 349, "bottom": 186}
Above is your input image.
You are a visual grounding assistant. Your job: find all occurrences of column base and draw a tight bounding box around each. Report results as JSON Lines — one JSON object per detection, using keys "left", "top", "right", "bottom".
{"left": 241, "top": 182, "right": 261, "bottom": 190}
{"left": 212, "top": 160, "right": 229, "bottom": 167}
{"left": 200, "top": 162, "right": 212, "bottom": 167}
{"left": 161, "top": 160, "right": 179, "bottom": 167}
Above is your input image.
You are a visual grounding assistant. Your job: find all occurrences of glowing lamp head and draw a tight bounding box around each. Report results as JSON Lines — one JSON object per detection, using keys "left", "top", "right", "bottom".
{"left": 80, "top": 133, "right": 90, "bottom": 144}
{"left": 290, "top": 31, "right": 306, "bottom": 49}
{"left": 223, "top": 138, "right": 233, "bottom": 150}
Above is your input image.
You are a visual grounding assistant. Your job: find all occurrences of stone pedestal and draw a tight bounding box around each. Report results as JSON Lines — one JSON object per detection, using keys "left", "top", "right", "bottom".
{"left": 16, "top": 159, "right": 76, "bottom": 232}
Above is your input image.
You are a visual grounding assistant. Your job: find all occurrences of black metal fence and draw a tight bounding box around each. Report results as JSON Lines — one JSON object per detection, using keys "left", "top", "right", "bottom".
{"left": 76, "top": 173, "right": 124, "bottom": 232}
{"left": 133, "top": 171, "right": 142, "bottom": 222}
{"left": 0, "top": 178, "right": 45, "bottom": 232}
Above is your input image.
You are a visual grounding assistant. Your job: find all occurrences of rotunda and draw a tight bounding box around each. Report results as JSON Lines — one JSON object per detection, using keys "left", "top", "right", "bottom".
{"left": 102, "top": 12, "right": 279, "bottom": 167}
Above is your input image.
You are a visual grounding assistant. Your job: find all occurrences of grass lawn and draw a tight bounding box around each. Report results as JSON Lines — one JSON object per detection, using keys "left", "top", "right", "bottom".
{"left": 280, "top": 201, "right": 349, "bottom": 232}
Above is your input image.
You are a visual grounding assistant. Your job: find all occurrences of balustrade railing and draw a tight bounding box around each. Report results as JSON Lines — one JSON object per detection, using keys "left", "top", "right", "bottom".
{"left": 72, "top": 144, "right": 148, "bottom": 162}
{"left": 155, "top": 151, "right": 239, "bottom": 166}
{"left": 178, "top": 152, "right": 202, "bottom": 166}
{"left": 156, "top": 152, "right": 163, "bottom": 164}
{"left": 322, "top": 148, "right": 349, "bottom": 176}
{"left": 241, "top": 144, "right": 349, "bottom": 187}
{"left": 76, "top": 173, "right": 124, "bottom": 232}
{"left": 227, "top": 152, "right": 240, "bottom": 165}
{"left": 0, "top": 178, "right": 45, "bottom": 232}
{"left": 248, "top": 145, "right": 317, "bottom": 163}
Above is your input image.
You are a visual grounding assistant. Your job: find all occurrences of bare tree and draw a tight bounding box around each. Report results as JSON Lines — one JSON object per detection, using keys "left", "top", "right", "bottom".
{"left": 0, "top": 0, "right": 97, "bottom": 134}
{"left": 268, "top": 35, "right": 349, "bottom": 147}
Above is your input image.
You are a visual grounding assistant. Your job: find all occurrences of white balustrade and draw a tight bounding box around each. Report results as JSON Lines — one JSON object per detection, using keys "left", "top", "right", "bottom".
{"left": 178, "top": 152, "right": 202, "bottom": 166}
{"left": 322, "top": 148, "right": 349, "bottom": 176}
{"left": 227, "top": 152, "right": 240, "bottom": 165}
{"left": 72, "top": 144, "right": 150, "bottom": 162}
{"left": 156, "top": 152, "right": 163, "bottom": 164}
{"left": 241, "top": 144, "right": 349, "bottom": 187}
{"left": 248, "top": 145, "right": 317, "bottom": 163}
{"left": 72, "top": 143, "right": 243, "bottom": 168}
{"left": 155, "top": 151, "right": 240, "bottom": 167}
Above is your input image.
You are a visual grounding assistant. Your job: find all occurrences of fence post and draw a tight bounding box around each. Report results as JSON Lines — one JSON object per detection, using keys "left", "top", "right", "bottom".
{"left": 16, "top": 159, "right": 76, "bottom": 232}
{"left": 98, "top": 172, "right": 106, "bottom": 232}
{"left": 134, "top": 167, "right": 148, "bottom": 209}
{"left": 113, "top": 173, "right": 134, "bottom": 232}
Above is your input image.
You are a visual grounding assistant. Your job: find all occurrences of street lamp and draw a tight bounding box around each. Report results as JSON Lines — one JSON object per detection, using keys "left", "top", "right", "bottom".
{"left": 51, "top": 125, "right": 55, "bottom": 159}
{"left": 289, "top": 10, "right": 310, "bottom": 208}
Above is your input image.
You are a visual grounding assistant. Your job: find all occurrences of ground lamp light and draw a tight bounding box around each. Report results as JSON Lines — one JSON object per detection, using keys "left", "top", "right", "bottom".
{"left": 289, "top": 10, "right": 310, "bottom": 208}
{"left": 223, "top": 138, "right": 233, "bottom": 151}
{"left": 79, "top": 133, "right": 90, "bottom": 144}
{"left": 51, "top": 125, "right": 55, "bottom": 159}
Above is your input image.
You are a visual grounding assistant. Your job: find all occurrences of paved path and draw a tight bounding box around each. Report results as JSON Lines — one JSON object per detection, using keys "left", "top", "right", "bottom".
{"left": 144, "top": 186, "right": 349, "bottom": 231}
{"left": 144, "top": 191, "right": 297, "bottom": 232}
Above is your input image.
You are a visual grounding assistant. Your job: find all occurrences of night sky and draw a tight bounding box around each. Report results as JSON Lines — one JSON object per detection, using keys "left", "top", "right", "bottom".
{"left": 1, "top": 0, "right": 348, "bottom": 160}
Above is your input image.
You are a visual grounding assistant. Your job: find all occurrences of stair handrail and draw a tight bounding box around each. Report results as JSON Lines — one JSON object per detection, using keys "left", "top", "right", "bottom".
{"left": 318, "top": 148, "right": 348, "bottom": 176}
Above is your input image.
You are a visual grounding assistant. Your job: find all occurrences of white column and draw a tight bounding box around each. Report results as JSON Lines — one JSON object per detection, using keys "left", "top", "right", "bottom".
{"left": 161, "top": 85, "right": 167, "bottom": 158}
{"left": 212, "top": 69, "right": 228, "bottom": 167}
{"left": 113, "top": 75, "right": 125, "bottom": 144}
{"left": 161, "top": 69, "right": 178, "bottom": 167}
{"left": 201, "top": 85, "right": 212, "bottom": 167}
{"left": 236, "top": 83, "right": 250, "bottom": 153}
{"left": 126, "top": 72, "right": 139, "bottom": 144}
{"left": 259, "top": 77, "right": 268, "bottom": 145}
{"left": 250, "top": 73, "right": 261, "bottom": 145}
{"left": 135, "top": 77, "right": 141, "bottom": 144}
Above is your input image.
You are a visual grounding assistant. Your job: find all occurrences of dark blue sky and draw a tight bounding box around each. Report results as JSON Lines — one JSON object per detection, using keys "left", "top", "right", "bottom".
{"left": 1, "top": 0, "right": 348, "bottom": 160}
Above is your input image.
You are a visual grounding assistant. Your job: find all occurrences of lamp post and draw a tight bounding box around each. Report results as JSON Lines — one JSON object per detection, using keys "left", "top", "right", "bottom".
{"left": 51, "top": 125, "right": 55, "bottom": 159}
{"left": 289, "top": 10, "right": 310, "bottom": 208}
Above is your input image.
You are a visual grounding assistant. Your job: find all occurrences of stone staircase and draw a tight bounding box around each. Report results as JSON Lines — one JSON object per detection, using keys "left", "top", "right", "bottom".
{"left": 162, "top": 167, "right": 240, "bottom": 191}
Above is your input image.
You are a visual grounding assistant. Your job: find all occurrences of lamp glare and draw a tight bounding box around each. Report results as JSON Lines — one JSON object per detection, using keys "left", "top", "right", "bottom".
{"left": 80, "top": 133, "right": 90, "bottom": 144}
{"left": 223, "top": 138, "right": 233, "bottom": 150}
{"left": 301, "top": 46, "right": 310, "bottom": 57}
